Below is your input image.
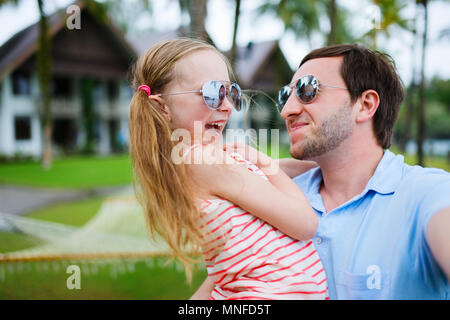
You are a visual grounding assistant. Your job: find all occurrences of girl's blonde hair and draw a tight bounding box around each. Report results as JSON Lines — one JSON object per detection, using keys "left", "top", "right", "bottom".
{"left": 128, "top": 38, "right": 234, "bottom": 282}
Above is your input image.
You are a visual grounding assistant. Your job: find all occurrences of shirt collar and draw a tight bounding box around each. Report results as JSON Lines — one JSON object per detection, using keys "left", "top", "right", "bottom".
{"left": 302, "top": 149, "right": 404, "bottom": 206}
{"left": 365, "top": 149, "right": 404, "bottom": 195}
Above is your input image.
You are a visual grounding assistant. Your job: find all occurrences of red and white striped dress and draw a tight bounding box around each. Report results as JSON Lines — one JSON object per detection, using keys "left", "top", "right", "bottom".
{"left": 198, "top": 152, "right": 329, "bottom": 300}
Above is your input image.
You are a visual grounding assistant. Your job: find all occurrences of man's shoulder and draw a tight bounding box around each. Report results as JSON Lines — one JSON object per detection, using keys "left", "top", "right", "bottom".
{"left": 292, "top": 166, "right": 322, "bottom": 194}
{"left": 396, "top": 160, "right": 450, "bottom": 191}
{"left": 378, "top": 152, "right": 450, "bottom": 218}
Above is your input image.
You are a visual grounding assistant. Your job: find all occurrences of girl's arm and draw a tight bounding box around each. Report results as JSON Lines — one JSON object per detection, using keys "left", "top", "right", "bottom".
{"left": 217, "top": 160, "right": 317, "bottom": 241}
{"left": 224, "top": 142, "right": 318, "bottom": 185}
{"left": 190, "top": 276, "right": 214, "bottom": 300}
{"left": 278, "top": 158, "right": 318, "bottom": 179}
{"left": 188, "top": 145, "right": 317, "bottom": 241}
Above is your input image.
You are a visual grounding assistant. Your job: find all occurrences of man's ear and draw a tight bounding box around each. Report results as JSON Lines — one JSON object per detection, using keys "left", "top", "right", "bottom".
{"left": 149, "top": 95, "right": 171, "bottom": 122}
{"left": 355, "top": 89, "right": 379, "bottom": 123}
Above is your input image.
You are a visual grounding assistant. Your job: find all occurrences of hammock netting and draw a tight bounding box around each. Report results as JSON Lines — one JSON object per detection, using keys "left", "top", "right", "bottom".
{"left": 0, "top": 186, "right": 198, "bottom": 281}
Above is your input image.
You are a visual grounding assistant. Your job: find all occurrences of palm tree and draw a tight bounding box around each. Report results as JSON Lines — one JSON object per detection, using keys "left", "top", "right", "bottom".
{"left": 177, "top": 0, "right": 242, "bottom": 66}
{"left": 258, "top": 0, "right": 353, "bottom": 47}
{"left": 258, "top": 0, "right": 321, "bottom": 47}
{"left": 100, "top": 0, "right": 152, "bottom": 35}
{"left": 365, "top": 0, "right": 410, "bottom": 49}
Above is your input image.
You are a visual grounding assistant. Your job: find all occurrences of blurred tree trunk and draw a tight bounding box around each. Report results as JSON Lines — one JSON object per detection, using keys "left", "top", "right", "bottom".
{"left": 401, "top": 74, "right": 417, "bottom": 153}
{"left": 399, "top": 9, "right": 419, "bottom": 153}
{"left": 326, "top": 0, "right": 337, "bottom": 45}
{"left": 37, "top": 0, "right": 53, "bottom": 170}
{"left": 417, "top": 0, "right": 428, "bottom": 166}
{"left": 179, "top": 0, "right": 208, "bottom": 41}
{"left": 230, "top": 0, "right": 241, "bottom": 66}
{"left": 81, "top": 78, "right": 95, "bottom": 154}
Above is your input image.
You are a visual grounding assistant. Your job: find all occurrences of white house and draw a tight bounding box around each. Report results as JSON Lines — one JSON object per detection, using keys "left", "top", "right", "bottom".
{"left": 0, "top": 4, "right": 136, "bottom": 158}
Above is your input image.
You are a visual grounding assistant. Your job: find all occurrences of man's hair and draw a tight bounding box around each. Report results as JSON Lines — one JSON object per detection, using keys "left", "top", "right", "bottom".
{"left": 300, "top": 44, "right": 405, "bottom": 149}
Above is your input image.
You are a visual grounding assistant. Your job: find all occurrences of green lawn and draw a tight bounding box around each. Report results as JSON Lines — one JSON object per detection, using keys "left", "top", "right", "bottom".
{"left": 0, "top": 258, "right": 207, "bottom": 299}
{"left": 0, "top": 195, "right": 206, "bottom": 299}
{"left": 0, "top": 154, "right": 132, "bottom": 189}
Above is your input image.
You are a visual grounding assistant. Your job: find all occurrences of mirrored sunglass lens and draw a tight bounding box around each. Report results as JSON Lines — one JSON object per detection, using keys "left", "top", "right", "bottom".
{"left": 231, "top": 84, "right": 241, "bottom": 111}
{"left": 219, "top": 85, "right": 226, "bottom": 104}
{"left": 296, "top": 76, "right": 317, "bottom": 103}
{"left": 278, "top": 86, "right": 291, "bottom": 108}
{"left": 202, "top": 81, "right": 223, "bottom": 109}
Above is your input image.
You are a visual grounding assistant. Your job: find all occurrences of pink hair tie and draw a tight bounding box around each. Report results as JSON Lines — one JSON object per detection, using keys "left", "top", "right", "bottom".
{"left": 137, "top": 85, "right": 151, "bottom": 97}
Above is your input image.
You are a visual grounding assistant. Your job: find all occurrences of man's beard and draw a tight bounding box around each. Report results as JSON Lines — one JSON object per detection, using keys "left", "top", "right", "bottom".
{"left": 290, "top": 105, "right": 354, "bottom": 160}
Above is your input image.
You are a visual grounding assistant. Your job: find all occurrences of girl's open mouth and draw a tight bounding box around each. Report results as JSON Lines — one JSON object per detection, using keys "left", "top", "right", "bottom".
{"left": 205, "top": 121, "right": 226, "bottom": 132}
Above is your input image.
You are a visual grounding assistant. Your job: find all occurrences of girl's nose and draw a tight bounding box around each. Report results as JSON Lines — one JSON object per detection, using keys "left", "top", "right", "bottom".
{"left": 218, "top": 95, "right": 233, "bottom": 112}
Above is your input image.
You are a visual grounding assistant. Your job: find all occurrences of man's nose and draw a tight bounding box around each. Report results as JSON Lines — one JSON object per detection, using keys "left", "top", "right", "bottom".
{"left": 280, "top": 93, "right": 305, "bottom": 120}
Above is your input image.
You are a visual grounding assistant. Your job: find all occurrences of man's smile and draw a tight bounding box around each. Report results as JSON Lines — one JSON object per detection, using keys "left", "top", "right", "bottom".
{"left": 288, "top": 120, "right": 311, "bottom": 134}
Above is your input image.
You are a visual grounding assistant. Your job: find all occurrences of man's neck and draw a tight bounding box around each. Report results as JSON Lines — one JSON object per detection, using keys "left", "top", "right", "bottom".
{"left": 315, "top": 141, "right": 384, "bottom": 213}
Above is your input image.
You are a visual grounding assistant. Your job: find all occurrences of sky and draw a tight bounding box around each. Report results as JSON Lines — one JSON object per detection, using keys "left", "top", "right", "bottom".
{"left": 0, "top": 0, "right": 449, "bottom": 85}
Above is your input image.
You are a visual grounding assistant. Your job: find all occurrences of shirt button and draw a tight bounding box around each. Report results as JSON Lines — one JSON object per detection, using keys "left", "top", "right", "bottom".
{"left": 315, "top": 237, "right": 322, "bottom": 245}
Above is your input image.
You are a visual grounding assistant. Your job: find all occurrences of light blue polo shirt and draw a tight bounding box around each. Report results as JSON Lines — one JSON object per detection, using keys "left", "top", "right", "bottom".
{"left": 293, "top": 150, "right": 450, "bottom": 300}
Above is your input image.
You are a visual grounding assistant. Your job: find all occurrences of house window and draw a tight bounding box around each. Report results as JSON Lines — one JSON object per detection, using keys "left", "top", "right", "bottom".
{"left": 93, "top": 80, "right": 103, "bottom": 102}
{"left": 52, "top": 77, "right": 72, "bottom": 99}
{"left": 14, "top": 116, "right": 32, "bottom": 140}
{"left": 107, "top": 80, "right": 119, "bottom": 102}
{"left": 12, "top": 70, "right": 31, "bottom": 96}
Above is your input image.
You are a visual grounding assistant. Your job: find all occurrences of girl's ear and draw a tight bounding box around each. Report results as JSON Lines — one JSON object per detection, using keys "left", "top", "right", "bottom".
{"left": 149, "top": 95, "right": 171, "bottom": 122}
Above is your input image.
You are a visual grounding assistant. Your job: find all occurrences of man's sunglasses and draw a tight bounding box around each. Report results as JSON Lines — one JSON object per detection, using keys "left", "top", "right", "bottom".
{"left": 158, "top": 80, "right": 242, "bottom": 111}
{"left": 277, "top": 75, "right": 348, "bottom": 110}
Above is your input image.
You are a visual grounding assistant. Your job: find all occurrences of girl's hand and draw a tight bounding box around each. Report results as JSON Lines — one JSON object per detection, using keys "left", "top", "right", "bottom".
{"left": 185, "top": 144, "right": 247, "bottom": 197}
{"left": 223, "top": 142, "right": 278, "bottom": 175}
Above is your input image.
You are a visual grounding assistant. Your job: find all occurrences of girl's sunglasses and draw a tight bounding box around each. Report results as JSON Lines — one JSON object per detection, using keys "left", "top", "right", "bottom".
{"left": 277, "top": 75, "right": 348, "bottom": 110}
{"left": 159, "top": 80, "right": 242, "bottom": 111}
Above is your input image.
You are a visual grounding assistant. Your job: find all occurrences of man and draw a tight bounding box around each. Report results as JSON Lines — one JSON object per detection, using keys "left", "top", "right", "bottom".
{"left": 278, "top": 44, "right": 449, "bottom": 299}
{"left": 191, "top": 44, "right": 449, "bottom": 300}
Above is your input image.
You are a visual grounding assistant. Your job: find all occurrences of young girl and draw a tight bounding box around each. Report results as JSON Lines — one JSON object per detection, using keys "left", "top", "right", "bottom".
{"left": 128, "top": 38, "right": 328, "bottom": 300}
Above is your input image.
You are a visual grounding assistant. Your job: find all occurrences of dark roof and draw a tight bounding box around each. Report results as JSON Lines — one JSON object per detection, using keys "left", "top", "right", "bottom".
{"left": 130, "top": 30, "right": 288, "bottom": 88}
{"left": 234, "top": 40, "right": 280, "bottom": 87}
{"left": 0, "top": 1, "right": 136, "bottom": 79}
